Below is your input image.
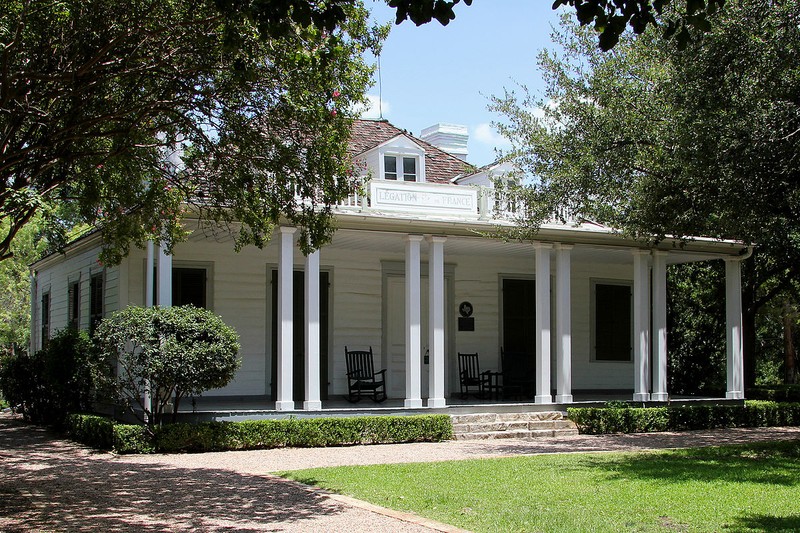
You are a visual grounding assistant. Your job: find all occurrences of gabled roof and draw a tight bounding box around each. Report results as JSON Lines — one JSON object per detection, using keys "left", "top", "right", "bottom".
{"left": 350, "top": 119, "right": 473, "bottom": 184}
{"left": 455, "top": 160, "right": 518, "bottom": 185}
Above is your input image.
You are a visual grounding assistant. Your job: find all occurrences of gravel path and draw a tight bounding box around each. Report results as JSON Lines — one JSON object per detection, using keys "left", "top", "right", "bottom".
{"left": 1, "top": 411, "right": 798, "bottom": 532}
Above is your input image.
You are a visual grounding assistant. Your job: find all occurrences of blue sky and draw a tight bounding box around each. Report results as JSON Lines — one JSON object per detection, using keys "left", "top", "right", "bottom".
{"left": 362, "top": 1, "right": 566, "bottom": 167}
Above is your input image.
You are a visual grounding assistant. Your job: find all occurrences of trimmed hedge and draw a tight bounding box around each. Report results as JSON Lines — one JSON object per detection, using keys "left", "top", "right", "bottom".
{"left": 747, "top": 385, "right": 800, "bottom": 402}
{"left": 567, "top": 401, "right": 800, "bottom": 435}
{"left": 66, "top": 413, "right": 116, "bottom": 450}
{"left": 66, "top": 413, "right": 453, "bottom": 454}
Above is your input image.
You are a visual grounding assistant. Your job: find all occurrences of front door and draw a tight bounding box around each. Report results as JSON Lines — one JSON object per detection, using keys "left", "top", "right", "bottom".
{"left": 502, "top": 278, "right": 536, "bottom": 371}
{"left": 270, "top": 270, "right": 329, "bottom": 401}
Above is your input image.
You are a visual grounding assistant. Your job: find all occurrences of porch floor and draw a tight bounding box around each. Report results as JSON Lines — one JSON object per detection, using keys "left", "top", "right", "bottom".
{"left": 174, "top": 393, "right": 739, "bottom": 423}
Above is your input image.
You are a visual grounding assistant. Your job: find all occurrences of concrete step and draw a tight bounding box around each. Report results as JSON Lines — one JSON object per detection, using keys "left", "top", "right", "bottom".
{"left": 450, "top": 410, "right": 578, "bottom": 440}
{"left": 451, "top": 410, "right": 567, "bottom": 425}
{"left": 453, "top": 427, "right": 579, "bottom": 441}
{"left": 454, "top": 421, "right": 532, "bottom": 433}
{"left": 452, "top": 419, "right": 577, "bottom": 434}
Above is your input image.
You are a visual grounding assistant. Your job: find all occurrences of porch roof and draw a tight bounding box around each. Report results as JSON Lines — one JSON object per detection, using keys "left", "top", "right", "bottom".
{"left": 330, "top": 214, "right": 749, "bottom": 263}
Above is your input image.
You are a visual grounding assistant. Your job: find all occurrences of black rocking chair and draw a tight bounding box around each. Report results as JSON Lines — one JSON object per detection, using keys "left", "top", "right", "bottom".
{"left": 458, "top": 352, "right": 491, "bottom": 399}
{"left": 345, "top": 346, "right": 387, "bottom": 403}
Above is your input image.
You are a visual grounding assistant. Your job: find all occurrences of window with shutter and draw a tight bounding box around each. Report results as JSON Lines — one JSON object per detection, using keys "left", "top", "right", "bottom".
{"left": 41, "top": 292, "right": 50, "bottom": 345}
{"left": 90, "top": 274, "right": 104, "bottom": 333}
{"left": 68, "top": 281, "right": 80, "bottom": 329}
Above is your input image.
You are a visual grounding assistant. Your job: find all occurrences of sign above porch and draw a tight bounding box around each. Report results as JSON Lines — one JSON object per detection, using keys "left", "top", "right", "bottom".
{"left": 369, "top": 180, "right": 478, "bottom": 218}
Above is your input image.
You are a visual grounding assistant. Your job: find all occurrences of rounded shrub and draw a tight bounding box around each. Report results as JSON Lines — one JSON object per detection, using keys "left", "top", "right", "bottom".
{"left": 95, "top": 305, "right": 240, "bottom": 427}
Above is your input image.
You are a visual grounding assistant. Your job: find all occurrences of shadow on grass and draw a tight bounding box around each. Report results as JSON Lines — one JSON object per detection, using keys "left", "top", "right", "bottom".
{"left": 0, "top": 416, "right": 345, "bottom": 532}
{"left": 580, "top": 440, "right": 800, "bottom": 487}
{"left": 728, "top": 513, "right": 800, "bottom": 532}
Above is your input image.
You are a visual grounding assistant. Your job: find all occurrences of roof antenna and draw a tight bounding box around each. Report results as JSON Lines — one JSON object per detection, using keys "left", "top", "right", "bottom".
{"left": 378, "top": 54, "right": 384, "bottom": 120}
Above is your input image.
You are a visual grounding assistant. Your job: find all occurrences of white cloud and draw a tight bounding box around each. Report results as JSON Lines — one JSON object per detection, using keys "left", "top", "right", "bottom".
{"left": 472, "top": 123, "right": 512, "bottom": 148}
{"left": 358, "top": 94, "right": 391, "bottom": 119}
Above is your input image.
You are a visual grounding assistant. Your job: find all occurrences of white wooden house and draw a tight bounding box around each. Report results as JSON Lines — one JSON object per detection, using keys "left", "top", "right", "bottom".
{"left": 30, "top": 119, "right": 748, "bottom": 412}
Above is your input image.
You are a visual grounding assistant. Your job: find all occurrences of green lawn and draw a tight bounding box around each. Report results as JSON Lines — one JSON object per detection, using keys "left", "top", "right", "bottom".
{"left": 281, "top": 441, "right": 800, "bottom": 532}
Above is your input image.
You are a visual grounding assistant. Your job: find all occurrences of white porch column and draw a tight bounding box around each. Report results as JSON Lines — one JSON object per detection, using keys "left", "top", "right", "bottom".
{"left": 144, "top": 241, "right": 155, "bottom": 422}
{"left": 405, "top": 234, "right": 423, "bottom": 408}
{"left": 555, "top": 244, "right": 573, "bottom": 403}
{"left": 651, "top": 251, "right": 669, "bottom": 401}
{"left": 276, "top": 226, "right": 297, "bottom": 411}
{"left": 304, "top": 249, "right": 322, "bottom": 411}
{"left": 725, "top": 258, "right": 745, "bottom": 399}
{"left": 427, "top": 235, "right": 447, "bottom": 408}
{"left": 534, "top": 242, "right": 553, "bottom": 404}
{"left": 632, "top": 250, "right": 651, "bottom": 402}
{"left": 29, "top": 272, "right": 37, "bottom": 353}
{"left": 157, "top": 243, "right": 172, "bottom": 307}
{"left": 146, "top": 241, "right": 155, "bottom": 307}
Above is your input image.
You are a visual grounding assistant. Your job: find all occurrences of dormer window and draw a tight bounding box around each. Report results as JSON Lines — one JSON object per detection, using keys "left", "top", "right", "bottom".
{"left": 384, "top": 155, "right": 418, "bottom": 182}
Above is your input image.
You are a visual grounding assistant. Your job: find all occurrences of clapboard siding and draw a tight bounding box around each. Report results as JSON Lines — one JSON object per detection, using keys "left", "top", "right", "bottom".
{"left": 31, "top": 245, "right": 107, "bottom": 351}
{"left": 324, "top": 248, "right": 387, "bottom": 395}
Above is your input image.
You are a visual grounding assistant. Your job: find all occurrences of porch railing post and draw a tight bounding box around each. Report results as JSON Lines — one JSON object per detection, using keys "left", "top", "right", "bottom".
{"left": 555, "top": 243, "right": 573, "bottom": 403}
{"left": 405, "top": 234, "right": 424, "bottom": 408}
{"left": 534, "top": 242, "right": 553, "bottom": 404}
{"left": 276, "top": 226, "right": 297, "bottom": 411}
{"left": 632, "top": 249, "right": 651, "bottom": 402}
{"left": 427, "top": 235, "right": 447, "bottom": 408}
{"left": 304, "top": 248, "right": 322, "bottom": 410}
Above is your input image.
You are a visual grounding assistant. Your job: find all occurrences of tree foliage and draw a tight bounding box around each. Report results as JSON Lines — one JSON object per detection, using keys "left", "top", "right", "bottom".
{"left": 667, "top": 263, "right": 726, "bottom": 395}
{"left": 1, "top": 0, "right": 384, "bottom": 264}
{"left": 0, "top": 215, "right": 47, "bottom": 351}
{"left": 388, "top": 0, "right": 726, "bottom": 50}
{"left": 552, "top": 0, "right": 727, "bottom": 50}
{"left": 94, "top": 305, "right": 240, "bottom": 427}
{"left": 492, "top": 0, "right": 800, "bottom": 388}
{"left": 0, "top": 0, "right": 733, "bottom": 267}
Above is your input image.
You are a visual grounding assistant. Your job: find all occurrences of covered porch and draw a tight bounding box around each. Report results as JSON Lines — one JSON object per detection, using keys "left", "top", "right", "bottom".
{"left": 143, "top": 213, "right": 748, "bottom": 413}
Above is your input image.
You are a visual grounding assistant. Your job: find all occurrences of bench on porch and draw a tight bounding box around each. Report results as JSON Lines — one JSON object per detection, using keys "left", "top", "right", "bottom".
{"left": 344, "top": 346, "right": 387, "bottom": 403}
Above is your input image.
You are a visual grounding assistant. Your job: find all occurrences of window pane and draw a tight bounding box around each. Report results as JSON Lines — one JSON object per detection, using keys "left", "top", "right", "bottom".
{"left": 384, "top": 155, "right": 397, "bottom": 180}
{"left": 90, "top": 274, "right": 103, "bottom": 332}
{"left": 403, "top": 157, "right": 416, "bottom": 181}
{"left": 173, "top": 267, "right": 207, "bottom": 308}
{"left": 68, "top": 282, "right": 80, "bottom": 328}
{"left": 41, "top": 293, "right": 50, "bottom": 343}
{"left": 595, "top": 283, "right": 631, "bottom": 361}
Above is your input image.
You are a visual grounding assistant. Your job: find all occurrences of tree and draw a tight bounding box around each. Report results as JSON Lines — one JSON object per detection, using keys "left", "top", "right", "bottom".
{"left": 491, "top": 0, "right": 800, "bottom": 389}
{"left": 667, "top": 263, "right": 726, "bottom": 395}
{"left": 1, "top": 0, "right": 384, "bottom": 264}
{"left": 94, "top": 305, "right": 240, "bottom": 427}
{"left": 388, "top": 0, "right": 726, "bottom": 50}
{"left": 0, "top": 215, "right": 47, "bottom": 352}
{"left": 0, "top": 0, "right": 728, "bottom": 268}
